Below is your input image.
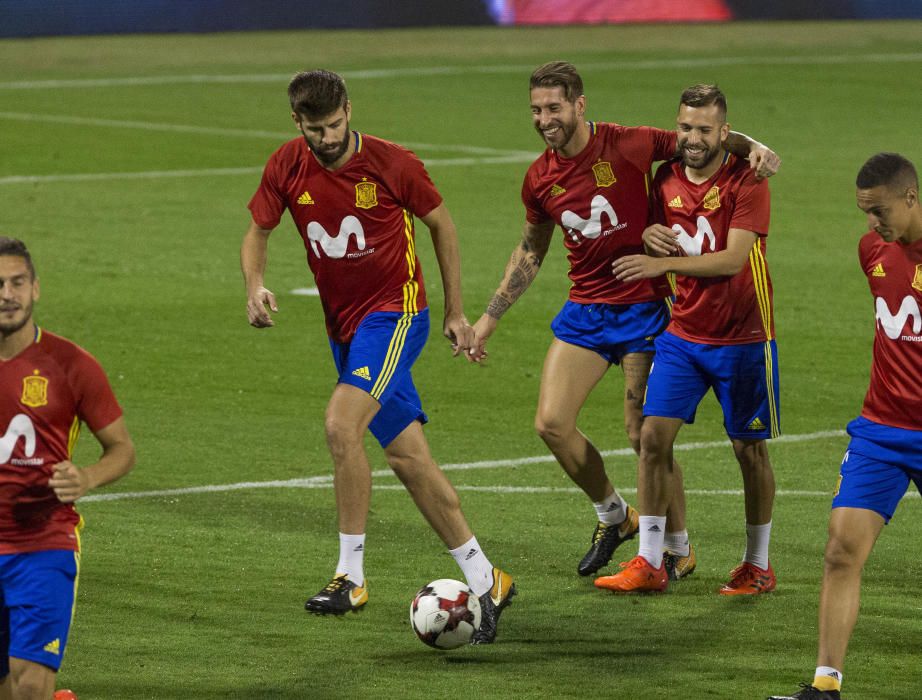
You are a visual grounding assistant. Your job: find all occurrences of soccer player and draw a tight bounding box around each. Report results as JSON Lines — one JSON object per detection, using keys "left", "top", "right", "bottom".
{"left": 769, "top": 153, "right": 922, "bottom": 700}
{"left": 472, "top": 62, "right": 779, "bottom": 580}
{"left": 241, "top": 70, "right": 514, "bottom": 643}
{"left": 598, "top": 84, "right": 778, "bottom": 595}
{"left": 0, "top": 237, "right": 135, "bottom": 700}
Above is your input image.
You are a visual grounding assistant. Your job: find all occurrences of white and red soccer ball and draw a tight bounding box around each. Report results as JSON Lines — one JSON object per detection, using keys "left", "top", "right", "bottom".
{"left": 409, "top": 578, "right": 481, "bottom": 650}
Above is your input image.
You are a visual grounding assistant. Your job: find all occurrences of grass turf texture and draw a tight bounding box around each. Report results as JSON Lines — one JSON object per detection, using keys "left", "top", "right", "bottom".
{"left": 1, "top": 20, "right": 921, "bottom": 699}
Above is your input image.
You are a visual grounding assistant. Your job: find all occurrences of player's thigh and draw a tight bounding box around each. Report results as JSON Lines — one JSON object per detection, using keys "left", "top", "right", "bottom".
{"left": 536, "top": 339, "right": 610, "bottom": 428}
{"left": 825, "top": 507, "right": 885, "bottom": 568}
{"left": 8, "top": 658, "right": 55, "bottom": 699}
{"left": 0, "top": 550, "right": 77, "bottom": 677}
{"left": 620, "top": 351, "right": 653, "bottom": 417}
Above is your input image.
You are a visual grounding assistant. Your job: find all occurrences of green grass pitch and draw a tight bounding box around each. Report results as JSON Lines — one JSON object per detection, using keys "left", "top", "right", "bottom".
{"left": 1, "top": 20, "right": 921, "bottom": 699}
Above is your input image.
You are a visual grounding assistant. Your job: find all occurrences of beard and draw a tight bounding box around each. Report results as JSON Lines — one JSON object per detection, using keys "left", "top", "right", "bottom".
{"left": 307, "top": 130, "right": 351, "bottom": 166}
{"left": 0, "top": 300, "right": 32, "bottom": 337}
{"left": 679, "top": 139, "right": 722, "bottom": 169}
{"left": 536, "top": 119, "right": 578, "bottom": 151}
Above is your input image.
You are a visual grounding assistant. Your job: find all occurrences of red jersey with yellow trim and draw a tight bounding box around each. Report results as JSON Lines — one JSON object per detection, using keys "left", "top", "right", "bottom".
{"left": 858, "top": 232, "right": 922, "bottom": 430}
{"left": 521, "top": 122, "right": 676, "bottom": 304}
{"left": 249, "top": 133, "right": 441, "bottom": 343}
{"left": 652, "top": 152, "right": 773, "bottom": 344}
{"left": 0, "top": 329, "right": 122, "bottom": 554}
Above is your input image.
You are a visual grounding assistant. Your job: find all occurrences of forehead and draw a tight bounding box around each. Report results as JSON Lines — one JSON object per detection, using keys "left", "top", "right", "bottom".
{"left": 530, "top": 85, "right": 570, "bottom": 107}
{"left": 677, "top": 103, "right": 724, "bottom": 126}
{"left": 856, "top": 184, "right": 901, "bottom": 210}
{"left": 295, "top": 105, "right": 348, "bottom": 127}
{"left": 0, "top": 255, "right": 31, "bottom": 277}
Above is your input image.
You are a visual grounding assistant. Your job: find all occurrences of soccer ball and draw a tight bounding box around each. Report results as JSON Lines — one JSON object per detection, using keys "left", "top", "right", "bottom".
{"left": 409, "top": 578, "right": 482, "bottom": 650}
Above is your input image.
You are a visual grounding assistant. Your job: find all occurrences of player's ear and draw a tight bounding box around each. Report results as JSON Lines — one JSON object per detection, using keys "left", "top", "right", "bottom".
{"left": 575, "top": 95, "right": 586, "bottom": 118}
{"left": 344, "top": 100, "right": 352, "bottom": 121}
{"left": 32, "top": 276, "right": 39, "bottom": 302}
{"left": 906, "top": 186, "right": 918, "bottom": 209}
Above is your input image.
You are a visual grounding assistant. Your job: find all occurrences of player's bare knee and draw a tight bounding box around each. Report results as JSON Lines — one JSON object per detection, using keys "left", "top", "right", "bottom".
{"left": 324, "top": 414, "right": 362, "bottom": 455}
{"left": 823, "top": 531, "right": 864, "bottom": 573}
{"left": 534, "top": 412, "right": 569, "bottom": 445}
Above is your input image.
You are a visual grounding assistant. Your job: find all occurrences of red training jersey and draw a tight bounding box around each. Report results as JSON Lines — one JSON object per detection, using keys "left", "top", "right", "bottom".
{"left": 858, "top": 232, "right": 922, "bottom": 430}
{"left": 0, "top": 329, "right": 123, "bottom": 554}
{"left": 652, "top": 152, "right": 773, "bottom": 344}
{"left": 521, "top": 122, "right": 676, "bottom": 304}
{"left": 249, "top": 133, "right": 442, "bottom": 343}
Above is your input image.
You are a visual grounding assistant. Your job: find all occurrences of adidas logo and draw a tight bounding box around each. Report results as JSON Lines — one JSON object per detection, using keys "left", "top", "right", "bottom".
{"left": 351, "top": 366, "right": 371, "bottom": 381}
{"left": 297, "top": 191, "right": 315, "bottom": 205}
{"left": 43, "top": 638, "right": 61, "bottom": 655}
{"left": 465, "top": 548, "right": 479, "bottom": 561}
{"left": 647, "top": 524, "right": 662, "bottom": 533}
{"left": 668, "top": 195, "right": 683, "bottom": 208}
{"left": 353, "top": 544, "right": 364, "bottom": 552}
{"left": 550, "top": 184, "right": 566, "bottom": 197}
{"left": 871, "top": 263, "right": 886, "bottom": 277}
{"left": 748, "top": 417, "right": 766, "bottom": 430}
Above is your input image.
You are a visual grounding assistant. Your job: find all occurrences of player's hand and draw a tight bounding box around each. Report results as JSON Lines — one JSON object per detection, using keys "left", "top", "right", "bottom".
{"left": 748, "top": 144, "right": 781, "bottom": 180}
{"left": 444, "top": 313, "right": 476, "bottom": 359}
{"left": 49, "top": 461, "right": 90, "bottom": 503}
{"left": 247, "top": 286, "right": 278, "bottom": 328}
{"left": 642, "top": 224, "right": 679, "bottom": 257}
{"left": 612, "top": 254, "right": 665, "bottom": 282}
{"left": 467, "top": 314, "right": 496, "bottom": 364}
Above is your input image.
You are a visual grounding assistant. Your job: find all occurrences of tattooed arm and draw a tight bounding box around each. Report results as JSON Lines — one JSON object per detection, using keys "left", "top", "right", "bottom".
{"left": 469, "top": 219, "right": 555, "bottom": 361}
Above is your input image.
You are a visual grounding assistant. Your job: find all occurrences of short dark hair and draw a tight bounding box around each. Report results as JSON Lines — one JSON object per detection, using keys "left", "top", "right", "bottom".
{"left": 530, "top": 61, "right": 583, "bottom": 102}
{"left": 0, "top": 236, "right": 35, "bottom": 278}
{"left": 288, "top": 70, "right": 348, "bottom": 120}
{"left": 679, "top": 84, "right": 727, "bottom": 118}
{"left": 856, "top": 152, "right": 919, "bottom": 192}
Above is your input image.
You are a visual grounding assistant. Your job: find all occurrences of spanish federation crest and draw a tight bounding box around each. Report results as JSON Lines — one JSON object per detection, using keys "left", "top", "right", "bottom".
{"left": 703, "top": 185, "right": 721, "bottom": 210}
{"left": 913, "top": 264, "right": 922, "bottom": 292}
{"left": 592, "top": 161, "right": 616, "bottom": 188}
{"left": 21, "top": 370, "right": 48, "bottom": 408}
{"left": 355, "top": 179, "right": 378, "bottom": 209}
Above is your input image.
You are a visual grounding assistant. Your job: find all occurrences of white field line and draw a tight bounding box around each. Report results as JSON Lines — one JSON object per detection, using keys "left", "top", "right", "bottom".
{"left": 0, "top": 111, "right": 536, "bottom": 157}
{"left": 81, "top": 428, "right": 854, "bottom": 504}
{"left": 1, "top": 53, "right": 921, "bottom": 90}
{"left": 0, "top": 153, "right": 535, "bottom": 185}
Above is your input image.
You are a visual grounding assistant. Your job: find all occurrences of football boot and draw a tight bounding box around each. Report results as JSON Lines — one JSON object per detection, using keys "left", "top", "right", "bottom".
{"left": 594, "top": 555, "right": 668, "bottom": 593}
{"left": 305, "top": 574, "right": 368, "bottom": 614}
{"left": 719, "top": 561, "right": 776, "bottom": 596}
{"left": 470, "top": 567, "right": 516, "bottom": 644}
{"left": 577, "top": 505, "right": 639, "bottom": 576}
{"left": 767, "top": 683, "right": 841, "bottom": 699}
{"left": 663, "top": 543, "right": 697, "bottom": 581}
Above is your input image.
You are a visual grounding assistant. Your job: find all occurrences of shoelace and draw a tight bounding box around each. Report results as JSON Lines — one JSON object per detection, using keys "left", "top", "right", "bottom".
{"left": 592, "top": 524, "right": 609, "bottom": 543}
{"left": 725, "top": 564, "right": 753, "bottom": 587}
{"left": 322, "top": 576, "right": 349, "bottom": 593}
{"left": 618, "top": 557, "right": 647, "bottom": 570}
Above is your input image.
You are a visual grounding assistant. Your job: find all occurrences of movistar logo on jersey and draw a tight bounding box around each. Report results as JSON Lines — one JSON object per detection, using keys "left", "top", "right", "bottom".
{"left": 876, "top": 295, "right": 922, "bottom": 341}
{"left": 674, "top": 215, "right": 716, "bottom": 257}
{"left": 0, "top": 414, "right": 36, "bottom": 464}
{"left": 561, "top": 194, "right": 626, "bottom": 242}
{"left": 307, "top": 216, "right": 366, "bottom": 259}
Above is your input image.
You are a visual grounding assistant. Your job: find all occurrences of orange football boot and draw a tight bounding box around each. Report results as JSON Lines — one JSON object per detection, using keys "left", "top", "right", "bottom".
{"left": 594, "top": 555, "right": 668, "bottom": 593}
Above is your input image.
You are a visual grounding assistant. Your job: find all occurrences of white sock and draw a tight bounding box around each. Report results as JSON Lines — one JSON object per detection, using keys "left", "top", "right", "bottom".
{"left": 743, "top": 521, "right": 772, "bottom": 570}
{"left": 593, "top": 492, "right": 628, "bottom": 526}
{"left": 637, "top": 516, "right": 666, "bottom": 568}
{"left": 449, "top": 536, "right": 494, "bottom": 597}
{"left": 664, "top": 530, "right": 690, "bottom": 557}
{"left": 813, "top": 667, "right": 843, "bottom": 691}
{"left": 336, "top": 533, "right": 366, "bottom": 586}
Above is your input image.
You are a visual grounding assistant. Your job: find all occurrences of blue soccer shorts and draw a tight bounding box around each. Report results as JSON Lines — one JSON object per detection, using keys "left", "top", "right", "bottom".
{"left": 832, "top": 416, "right": 922, "bottom": 522}
{"left": 550, "top": 299, "right": 671, "bottom": 365}
{"left": 329, "top": 308, "right": 430, "bottom": 448}
{"left": 643, "top": 331, "right": 781, "bottom": 439}
{"left": 0, "top": 548, "right": 79, "bottom": 674}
